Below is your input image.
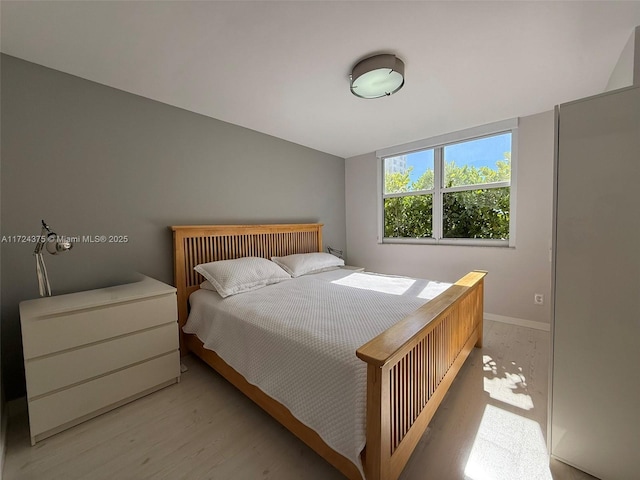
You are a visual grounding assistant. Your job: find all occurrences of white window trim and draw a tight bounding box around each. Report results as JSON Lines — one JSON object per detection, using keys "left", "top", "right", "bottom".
{"left": 377, "top": 118, "right": 518, "bottom": 247}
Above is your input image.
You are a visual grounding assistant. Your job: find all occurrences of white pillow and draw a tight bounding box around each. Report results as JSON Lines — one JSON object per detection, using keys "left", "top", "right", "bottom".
{"left": 194, "top": 257, "right": 290, "bottom": 298}
{"left": 271, "top": 252, "right": 345, "bottom": 278}
{"left": 199, "top": 280, "right": 217, "bottom": 292}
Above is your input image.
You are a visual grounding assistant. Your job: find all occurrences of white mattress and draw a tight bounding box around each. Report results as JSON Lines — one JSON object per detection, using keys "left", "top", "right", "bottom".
{"left": 183, "top": 268, "right": 451, "bottom": 474}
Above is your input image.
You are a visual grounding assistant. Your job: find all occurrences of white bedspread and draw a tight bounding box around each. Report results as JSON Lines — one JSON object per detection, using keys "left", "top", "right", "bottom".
{"left": 183, "top": 268, "right": 451, "bottom": 474}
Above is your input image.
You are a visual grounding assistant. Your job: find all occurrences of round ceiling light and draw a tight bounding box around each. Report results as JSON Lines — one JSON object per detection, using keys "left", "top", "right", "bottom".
{"left": 350, "top": 54, "right": 405, "bottom": 99}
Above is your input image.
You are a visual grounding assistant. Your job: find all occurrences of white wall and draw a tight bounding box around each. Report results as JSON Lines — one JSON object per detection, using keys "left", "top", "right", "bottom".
{"left": 345, "top": 111, "right": 554, "bottom": 326}
{"left": 605, "top": 27, "right": 639, "bottom": 91}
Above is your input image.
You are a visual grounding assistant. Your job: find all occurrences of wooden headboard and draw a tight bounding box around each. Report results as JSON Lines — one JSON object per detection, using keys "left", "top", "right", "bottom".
{"left": 170, "top": 223, "right": 323, "bottom": 353}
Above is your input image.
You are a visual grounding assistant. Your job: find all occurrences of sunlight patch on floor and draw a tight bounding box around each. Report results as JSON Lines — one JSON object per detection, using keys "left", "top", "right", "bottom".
{"left": 483, "top": 355, "right": 534, "bottom": 410}
{"left": 464, "top": 405, "right": 551, "bottom": 480}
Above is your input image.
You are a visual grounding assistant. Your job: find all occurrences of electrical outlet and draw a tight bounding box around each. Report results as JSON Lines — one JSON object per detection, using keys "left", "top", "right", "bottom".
{"left": 534, "top": 294, "right": 544, "bottom": 305}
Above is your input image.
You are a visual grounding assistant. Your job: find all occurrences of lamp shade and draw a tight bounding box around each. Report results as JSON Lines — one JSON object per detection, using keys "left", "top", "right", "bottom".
{"left": 350, "top": 54, "right": 405, "bottom": 99}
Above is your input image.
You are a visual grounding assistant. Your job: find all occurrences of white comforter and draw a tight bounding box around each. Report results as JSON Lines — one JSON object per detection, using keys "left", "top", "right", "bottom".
{"left": 183, "top": 268, "right": 451, "bottom": 474}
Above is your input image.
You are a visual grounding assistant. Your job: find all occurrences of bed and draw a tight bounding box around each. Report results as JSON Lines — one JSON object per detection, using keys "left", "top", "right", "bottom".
{"left": 171, "top": 223, "right": 485, "bottom": 480}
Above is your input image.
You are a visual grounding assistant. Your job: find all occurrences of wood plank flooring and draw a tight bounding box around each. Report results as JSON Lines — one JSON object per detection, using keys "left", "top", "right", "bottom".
{"left": 3, "top": 320, "right": 596, "bottom": 480}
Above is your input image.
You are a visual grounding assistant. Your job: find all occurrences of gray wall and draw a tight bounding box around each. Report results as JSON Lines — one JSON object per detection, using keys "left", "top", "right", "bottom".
{"left": 0, "top": 23, "right": 4, "bottom": 475}
{"left": 0, "top": 55, "right": 346, "bottom": 399}
{"left": 345, "top": 111, "right": 554, "bottom": 327}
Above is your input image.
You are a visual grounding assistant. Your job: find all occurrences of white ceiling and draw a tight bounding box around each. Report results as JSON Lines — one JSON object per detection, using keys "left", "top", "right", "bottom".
{"left": 2, "top": 1, "right": 640, "bottom": 158}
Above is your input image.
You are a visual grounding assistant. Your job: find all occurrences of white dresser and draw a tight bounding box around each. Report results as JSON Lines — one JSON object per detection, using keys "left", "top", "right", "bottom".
{"left": 20, "top": 275, "right": 180, "bottom": 445}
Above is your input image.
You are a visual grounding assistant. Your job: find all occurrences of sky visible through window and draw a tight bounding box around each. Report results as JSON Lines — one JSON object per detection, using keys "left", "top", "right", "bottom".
{"left": 404, "top": 133, "right": 511, "bottom": 184}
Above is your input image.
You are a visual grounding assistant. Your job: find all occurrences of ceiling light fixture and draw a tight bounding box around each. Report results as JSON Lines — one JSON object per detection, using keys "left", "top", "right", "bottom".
{"left": 350, "top": 54, "right": 405, "bottom": 99}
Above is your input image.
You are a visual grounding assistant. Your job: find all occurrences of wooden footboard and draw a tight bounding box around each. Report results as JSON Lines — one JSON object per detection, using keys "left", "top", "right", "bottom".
{"left": 171, "top": 224, "right": 485, "bottom": 480}
{"left": 357, "top": 271, "right": 485, "bottom": 480}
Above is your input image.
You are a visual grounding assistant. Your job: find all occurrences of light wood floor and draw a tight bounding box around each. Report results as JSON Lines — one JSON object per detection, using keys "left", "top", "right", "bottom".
{"left": 4, "top": 320, "right": 597, "bottom": 480}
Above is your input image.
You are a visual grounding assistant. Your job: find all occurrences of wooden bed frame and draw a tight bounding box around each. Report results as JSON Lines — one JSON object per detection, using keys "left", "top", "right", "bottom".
{"left": 171, "top": 223, "right": 485, "bottom": 480}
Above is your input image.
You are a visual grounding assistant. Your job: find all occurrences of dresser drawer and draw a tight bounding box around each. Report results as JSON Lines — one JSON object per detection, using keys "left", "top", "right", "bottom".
{"left": 22, "top": 293, "right": 177, "bottom": 359}
{"left": 25, "top": 322, "right": 178, "bottom": 399}
{"left": 28, "top": 351, "right": 180, "bottom": 438}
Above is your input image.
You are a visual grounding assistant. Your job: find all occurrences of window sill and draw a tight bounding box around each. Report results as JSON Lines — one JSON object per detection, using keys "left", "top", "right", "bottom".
{"left": 380, "top": 237, "right": 513, "bottom": 248}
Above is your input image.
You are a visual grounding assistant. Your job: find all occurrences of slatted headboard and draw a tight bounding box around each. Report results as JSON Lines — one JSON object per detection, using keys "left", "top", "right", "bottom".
{"left": 170, "top": 224, "right": 323, "bottom": 353}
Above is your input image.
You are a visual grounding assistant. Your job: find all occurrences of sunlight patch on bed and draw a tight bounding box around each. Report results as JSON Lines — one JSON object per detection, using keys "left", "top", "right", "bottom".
{"left": 464, "top": 405, "right": 551, "bottom": 480}
{"left": 331, "top": 273, "right": 415, "bottom": 295}
{"left": 416, "top": 281, "right": 452, "bottom": 300}
{"left": 483, "top": 355, "right": 534, "bottom": 410}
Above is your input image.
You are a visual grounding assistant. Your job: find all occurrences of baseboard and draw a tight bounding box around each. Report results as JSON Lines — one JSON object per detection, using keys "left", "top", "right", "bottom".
{"left": 484, "top": 313, "right": 550, "bottom": 332}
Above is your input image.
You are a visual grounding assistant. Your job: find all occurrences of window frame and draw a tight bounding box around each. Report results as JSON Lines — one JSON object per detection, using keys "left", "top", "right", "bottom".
{"left": 377, "top": 118, "right": 518, "bottom": 247}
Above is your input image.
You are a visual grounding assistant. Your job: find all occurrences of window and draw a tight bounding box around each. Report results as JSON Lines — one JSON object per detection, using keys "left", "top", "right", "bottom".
{"left": 379, "top": 119, "right": 517, "bottom": 246}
